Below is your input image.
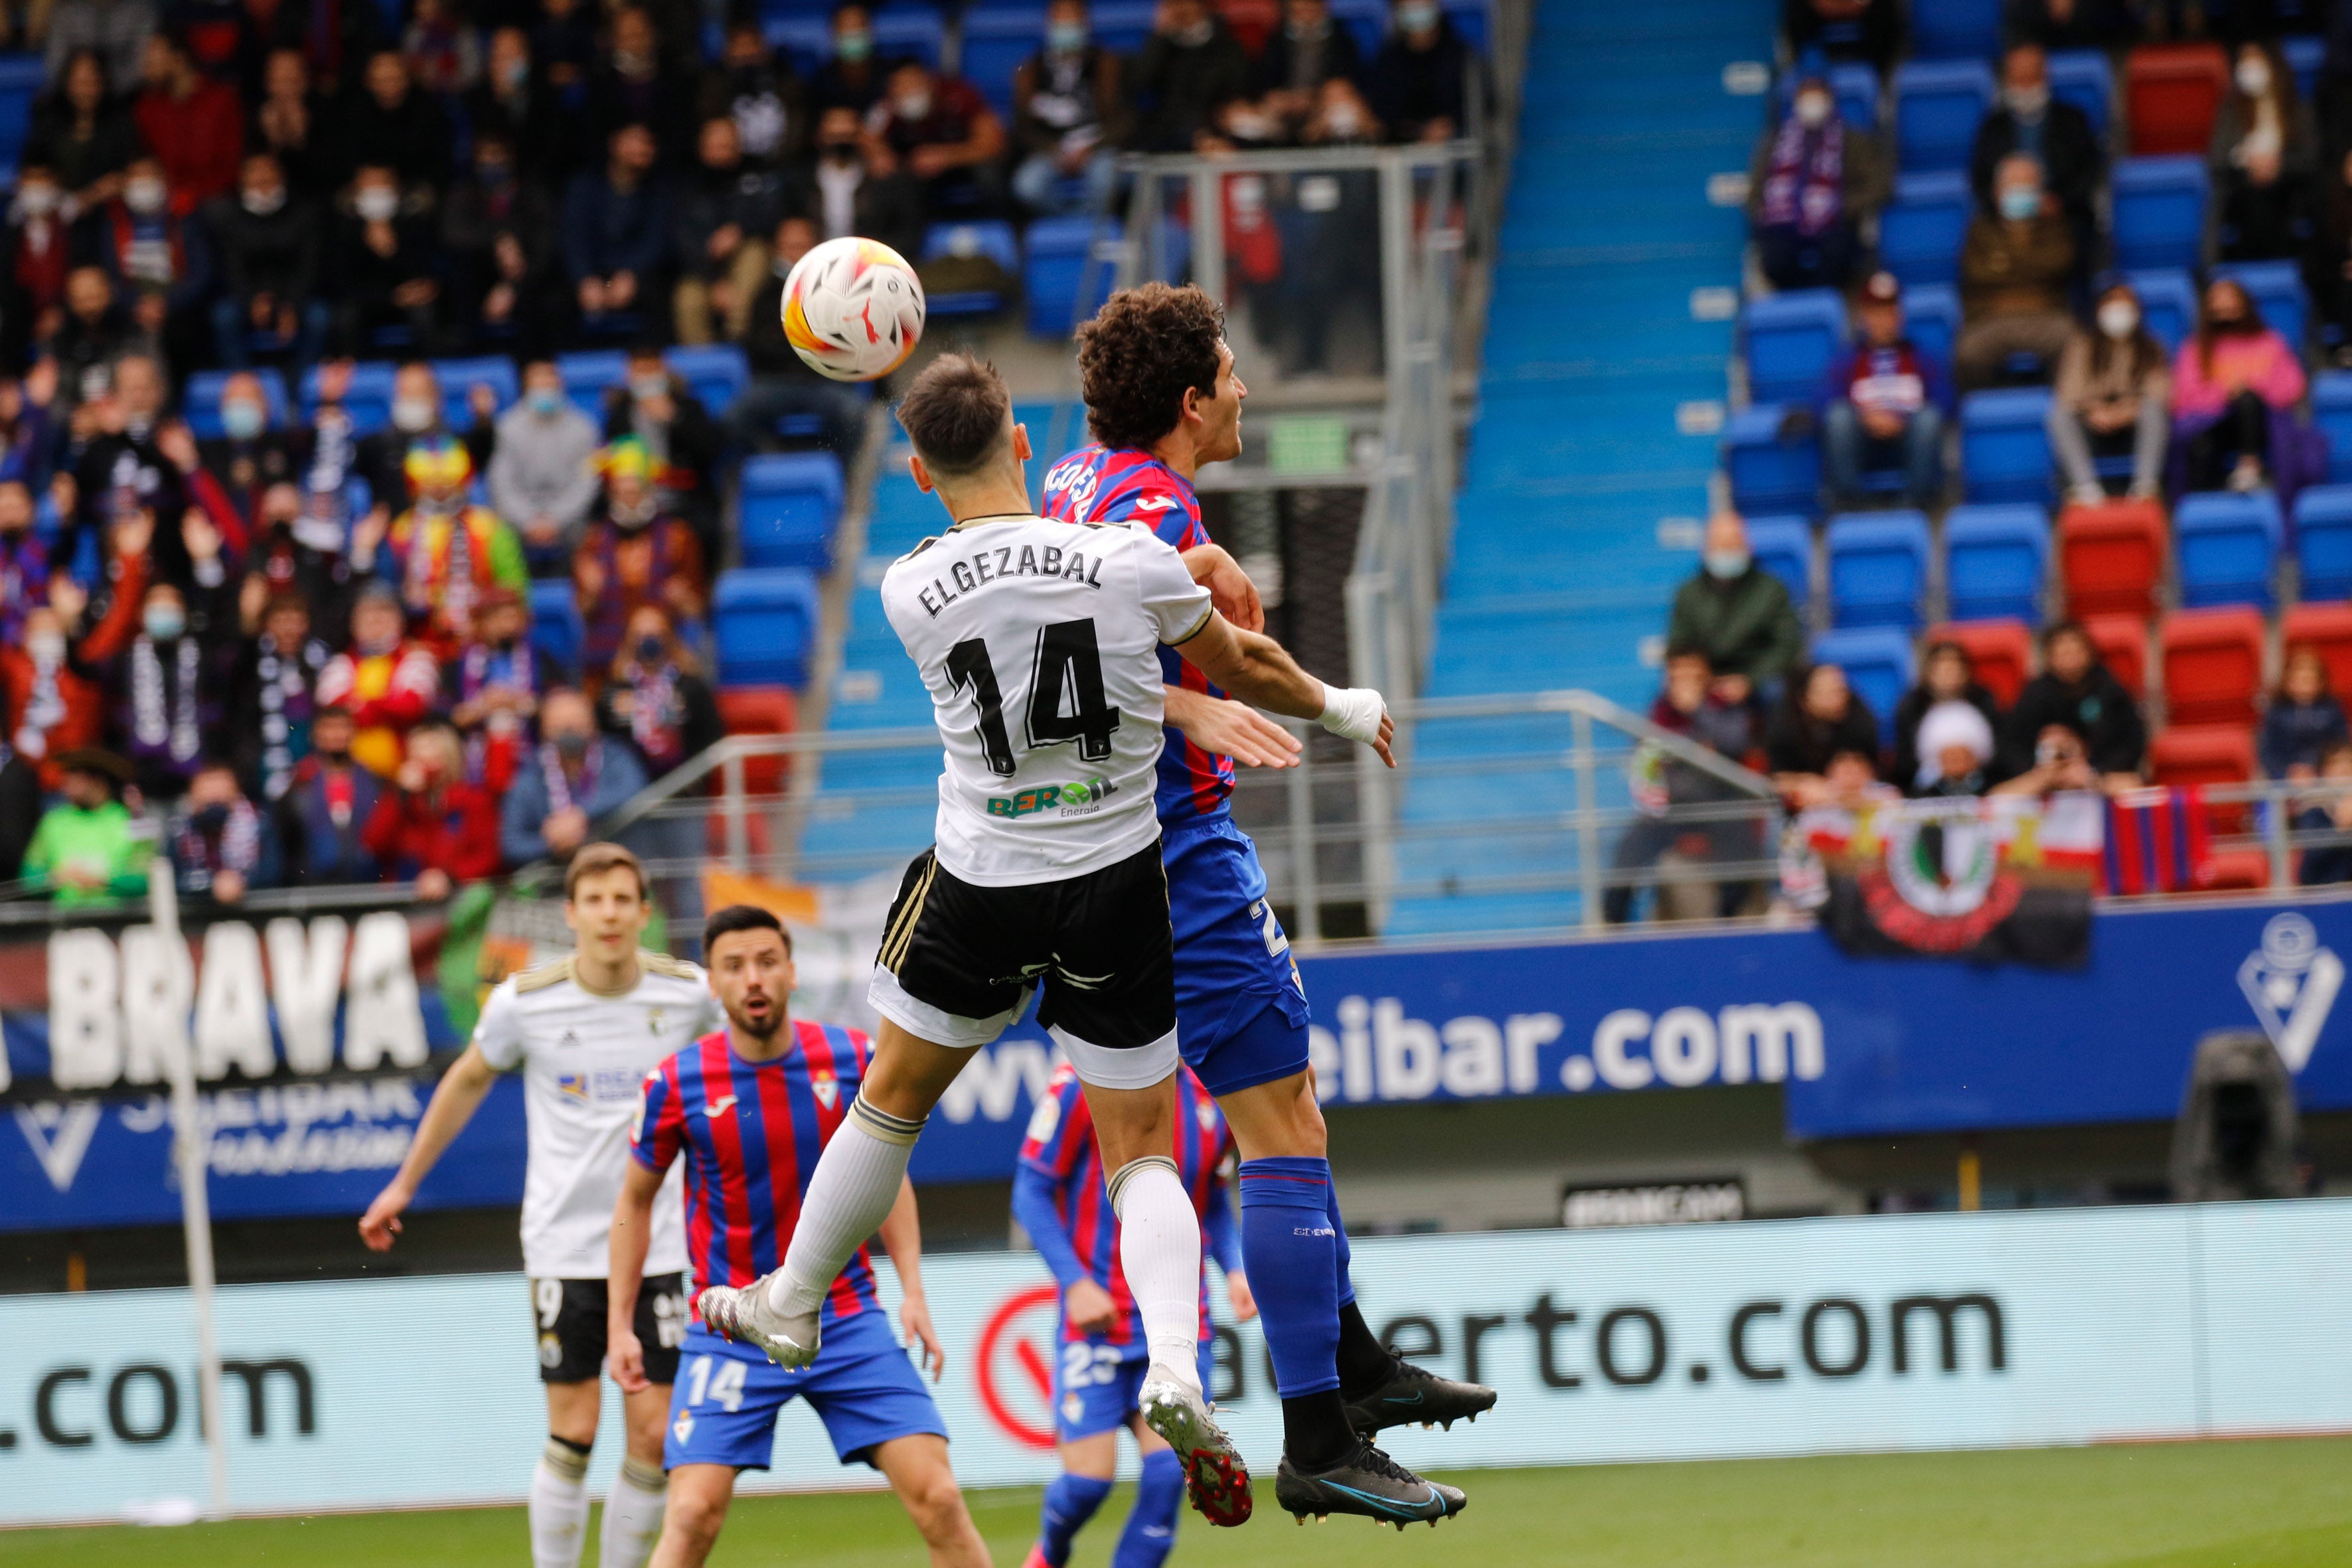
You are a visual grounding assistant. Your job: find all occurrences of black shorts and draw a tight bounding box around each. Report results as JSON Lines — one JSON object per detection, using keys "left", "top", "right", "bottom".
{"left": 531, "top": 1273, "right": 688, "bottom": 1385}
{"left": 869, "top": 839, "right": 1179, "bottom": 1087}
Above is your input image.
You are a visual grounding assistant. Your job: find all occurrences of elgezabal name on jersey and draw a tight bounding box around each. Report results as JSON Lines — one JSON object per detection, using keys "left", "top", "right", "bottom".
{"left": 912, "top": 540, "right": 1107, "bottom": 617}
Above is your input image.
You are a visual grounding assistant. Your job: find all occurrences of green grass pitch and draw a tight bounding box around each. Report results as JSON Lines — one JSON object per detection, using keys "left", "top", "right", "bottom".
{"left": 5, "top": 1439, "right": 2349, "bottom": 1566}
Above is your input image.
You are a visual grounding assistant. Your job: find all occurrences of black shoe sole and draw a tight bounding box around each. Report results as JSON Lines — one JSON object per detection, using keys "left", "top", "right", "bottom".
{"left": 1344, "top": 1385, "right": 1499, "bottom": 1437}
{"left": 1275, "top": 1475, "right": 1467, "bottom": 1529}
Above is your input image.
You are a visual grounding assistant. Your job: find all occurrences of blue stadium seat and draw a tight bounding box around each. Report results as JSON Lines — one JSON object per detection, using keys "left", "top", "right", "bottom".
{"left": 1721, "top": 404, "right": 1820, "bottom": 516}
{"left": 665, "top": 343, "right": 750, "bottom": 416}
{"left": 555, "top": 349, "right": 629, "bottom": 420}
{"left": 1878, "top": 171, "right": 1971, "bottom": 288}
{"left": 1908, "top": 0, "right": 2002, "bottom": 60}
{"left": 1902, "top": 282, "right": 1960, "bottom": 370}
{"left": 299, "top": 360, "right": 400, "bottom": 436}
{"left": 763, "top": 14, "right": 832, "bottom": 70}
{"left": 1741, "top": 289, "right": 1847, "bottom": 406}
{"left": 1332, "top": 0, "right": 1387, "bottom": 55}
{"left": 737, "top": 451, "right": 845, "bottom": 570}
{"left": 1443, "top": 0, "right": 1489, "bottom": 54}
{"left": 2125, "top": 268, "right": 2197, "bottom": 352}
{"left": 713, "top": 568, "right": 823, "bottom": 688}
{"left": 2112, "top": 157, "right": 2210, "bottom": 272}
{"left": 1088, "top": 1, "right": 1155, "bottom": 52}
{"left": 2175, "top": 491, "right": 2282, "bottom": 608}
{"left": 1960, "top": 388, "right": 2055, "bottom": 504}
{"left": 2047, "top": 49, "right": 2113, "bottom": 137}
{"left": 1024, "top": 216, "right": 1121, "bottom": 337}
{"left": 1943, "top": 503, "right": 2049, "bottom": 623}
{"left": 2286, "top": 34, "right": 2324, "bottom": 103}
{"left": 528, "top": 578, "right": 584, "bottom": 680}
{"left": 2294, "top": 485, "right": 2352, "bottom": 599}
{"left": 961, "top": 6, "right": 1045, "bottom": 114}
{"left": 2214, "top": 259, "right": 2309, "bottom": 350}
{"left": 923, "top": 221, "right": 1021, "bottom": 315}
{"left": 1893, "top": 60, "right": 1997, "bottom": 173}
{"left": 1810, "top": 627, "right": 1917, "bottom": 743}
{"left": 872, "top": 4, "right": 945, "bottom": 66}
{"left": 430, "top": 356, "right": 520, "bottom": 429}
{"left": 1745, "top": 514, "right": 1814, "bottom": 608}
{"left": 183, "top": 368, "right": 292, "bottom": 439}
{"left": 2317, "top": 372, "right": 2352, "bottom": 482}
{"left": 1826, "top": 510, "right": 1931, "bottom": 629}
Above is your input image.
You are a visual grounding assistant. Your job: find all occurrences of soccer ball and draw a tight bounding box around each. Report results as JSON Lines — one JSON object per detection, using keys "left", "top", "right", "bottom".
{"left": 781, "top": 236, "right": 927, "bottom": 382}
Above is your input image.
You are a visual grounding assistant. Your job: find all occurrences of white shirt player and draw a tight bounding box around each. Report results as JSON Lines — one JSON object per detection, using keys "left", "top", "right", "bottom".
{"left": 473, "top": 952, "right": 724, "bottom": 1278}
{"left": 880, "top": 514, "right": 1214, "bottom": 886}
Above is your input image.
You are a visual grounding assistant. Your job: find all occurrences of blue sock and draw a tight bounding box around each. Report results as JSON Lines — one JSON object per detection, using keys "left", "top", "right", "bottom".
{"left": 1111, "top": 1449, "right": 1184, "bottom": 1568}
{"left": 1034, "top": 1473, "right": 1111, "bottom": 1567}
{"left": 1238, "top": 1156, "right": 1341, "bottom": 1397}
{"left": 1328, "top": 1179, "right": 1356, "bottom": 1310}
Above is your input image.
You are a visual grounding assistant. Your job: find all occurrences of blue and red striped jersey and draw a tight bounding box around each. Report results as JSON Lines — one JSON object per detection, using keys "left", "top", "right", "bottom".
{"left": 1017, "top": 1060, "right": 1235, "bottom": 1350}
{"left": 1039, "top": 444, "right": 1235, "bottom": 826}
{"left": 630, "top": 1018, "right": 880, "bottom": 1323}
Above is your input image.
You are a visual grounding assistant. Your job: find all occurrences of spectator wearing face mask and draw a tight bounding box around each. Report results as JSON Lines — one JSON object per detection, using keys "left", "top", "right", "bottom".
{"left": 132, "top": 32, "right": 243, "bottom": 212}
{"left": 106, "top": 578, "right": 232, "bottom": 799}
{"left": 27, "top": 50, "right": 141, "bottom": 216}
{"left": 2049, "top": 279, "right": 2170, "bottom": 505}
{"left": 499, "top": 684, "right": 648, "bottom": 866}
{"left": 169, "top": 757, "right": 276, "bottom": 902}
{"left": 466, "top": 27, "right": 575, "bottom": 185}
{"left": 809, "top": 1, "right": 896, "bottom": 115}
{"left": 3, "top": 167, "right": 77, "bottom": 369}
{"left": 1988, "top": 720, "right": 2100, "bottom": 798}
{"left": 1907, "top": 700, "right": 1998, "bottom": 798}
{"left": 1969, "top": 44, "right": 2104, "bottom": 255}
{"left": 317, "top": 582, "right": 440, "bottom": 775}
{"left": 1666, "top": 511, "right": 1806, "bottom": 711}
{"left": 863, "top": 59, "right": 1008, "bottom": 218}
{"left": 1780, "top": 0, "right": 1899, "bottom": 74}
{"left": 198, "top": 370, "right": 301, "bottom": 519}
{"left": 68, "top": 353, "right": 191, "bottom": 577}
{"left": 2, "top": 603, "right": 106, "bottom": 789}
{"left": 1820, "top": 270, "right": 1949, "bottom": 507}
{"left": 445, "top": 585, "right": 562, "bottom": 790}
{"left": 95, "top": 155, "right": 212, "bottom": 370}
{"left": 1253, "top": 0, "right": 1363, "bottom": 140}
{"left": 1605, "top": 643, "right": 1762, "bottom": 924}
{"left": 22, "top": 745, "right": 151, "bottom": 903}
{"left": 673, "top": 116, "right": 788, "bottom": 345}
{"left": 272, "top": 702, "right": 380, "bottom": 882}
{"left": 440, "top": 129, "right": 563, "bottom": 355}
{"left": 332, "top": 162, "right": 442, "bottom": 355}
{"left": 2173, "top": 276, "right": 2308, "bottom": 495}
{"left": 2211, "top": 40, "right": 2317, "bottom": 264}
{"left": 599, "top": 601, "right": 719, "bottom": 775}
{"left": 584, "top": 5, "right": 691, "bottom": 162}
{"left": 1745, "top": 67, "right": 1885, "bottom": 293}
{"left": 205, "top": 153, "right": 325, "bottom": 368}
{"left": 243, "top": 480, "right": 362, "bottom": 643}
{"left": 1366, "top": 0, "right": 1482, "bottom": 145}
{"left": 230, "top": 589, "right": 332, "bottom": 800}
{"left": 791, "top": 104, "right": 927, "bottom": 257}
{"left": 574, "top": 435, "right": 707, "bottom": 672}
{"left": 735, "top": 214, "right": 874, "bottom": 459}
{"left": 342, "top": 360, "right": 495, "bottom": 531}
{"left": 600, "top": 341, "right": 722, "bottom": 554}
{"left": 562, "top": 121, "right": 673, "bottom": 339}
{"left": 1954, "top": 153, "right": 2077, "bottom": 390}
{"left": 1280, "top": 78, "right": 1385, "bottom": 375}
{"left": 2004, "top": 620, "right": 2144, "bottom": 785}
{"left": 700, "top": 21, "right": 807, "bottom": 173}
{"left": 1011, "top": 0, "right": 1125, "bottom": 216}
{"left": 1129, "top": 0, "right": 1250, "bottom": 152}
{"left": 489, "top": 358, "right": 602, "bottom": 574}
{"left": 364, "top": 717, "right": 503, "bottom": 895}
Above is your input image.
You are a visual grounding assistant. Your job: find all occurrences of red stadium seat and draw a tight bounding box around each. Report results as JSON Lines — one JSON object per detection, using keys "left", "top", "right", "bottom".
{"left": 2150, "top": 724, "right": 2258, "bottom": 833}
{"left": 2060, "top": 499, "right": 2167, "bottom": 619}
{"left": 2161, "top": 607, "right": 2267, "bottom": 726}
{"left": 1929, "top": 619, "right": 2032, "bottom": 708}
{"left": 1215, "top": 0, "right": 1279, "bottom": 52}
{"left": 2195, "top": 850, "right": 2272, "bottom": 890}
{"left": 2083, "top": 613, "right": 2150, "bottom": 702}
{"left": 2283, "top": 601, "right": 2352, "bottom": 701}
{"left": 716, "top": 685, "right": 800, "bottom": 795}
{"left": 2126, "top": 43, "right": 2229, "bottom": 156}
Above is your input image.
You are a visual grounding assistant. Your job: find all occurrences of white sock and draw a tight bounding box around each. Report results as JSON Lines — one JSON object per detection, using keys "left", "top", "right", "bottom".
{"left": 530, "top": 1440, "right": 592, "bottom": 1568}
{"left": 599, "top": 1456, "right": 669, "bottom": 1568}
{"left": 767, "top": 1095, "right": 925, "bottom": 1318}
{"left": 1109, "top": 1156, "right": 1204, "bottom": 1393}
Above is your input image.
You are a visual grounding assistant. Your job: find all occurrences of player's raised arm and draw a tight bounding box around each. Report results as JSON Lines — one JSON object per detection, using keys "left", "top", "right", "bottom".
{"left": 1172, "top": 612, "right": 1395, "bottom": 767}
{"left": 607, "top": 1156, "right": 665, "bottom": 1393}
{"left": 358, "top": 1041, "right": 500, "bottom": 1250}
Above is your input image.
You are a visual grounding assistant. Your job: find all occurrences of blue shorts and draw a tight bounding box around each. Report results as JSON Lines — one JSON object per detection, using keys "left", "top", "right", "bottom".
{"left": 1164, "top": 819, "right": 1312, "bottom": 1098}
{"left": 1053, "top": 1338, "right": 1220, "bottom": 1443}
{"left": 664, "top": 1309, "right": 945, "bottom": 1472}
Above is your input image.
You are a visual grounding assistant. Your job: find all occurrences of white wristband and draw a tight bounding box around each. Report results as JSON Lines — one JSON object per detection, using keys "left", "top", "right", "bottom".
{"left": 1317, "top": 684, "right": 1387, "bottom": 744}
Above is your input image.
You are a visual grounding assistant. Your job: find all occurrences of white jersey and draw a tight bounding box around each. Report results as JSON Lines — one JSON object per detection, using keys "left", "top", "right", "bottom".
{"left": 473, "top": 953, "right": 724, "bottom": 1278}
{"left": 880, "top": 513, "right": 1213, "bottom": 886}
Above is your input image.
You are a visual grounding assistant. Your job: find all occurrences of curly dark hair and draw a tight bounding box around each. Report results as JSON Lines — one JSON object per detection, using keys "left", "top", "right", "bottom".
{"left": 1075, "top": 283, "right": 1227, "bottom": 451}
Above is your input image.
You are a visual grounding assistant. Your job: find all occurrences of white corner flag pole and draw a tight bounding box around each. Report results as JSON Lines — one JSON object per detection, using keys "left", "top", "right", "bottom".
{"left": 151, "top": 858, "right": 230, "bottom": 1518}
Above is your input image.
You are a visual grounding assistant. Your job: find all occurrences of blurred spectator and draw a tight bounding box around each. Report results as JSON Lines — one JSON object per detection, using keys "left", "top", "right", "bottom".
{"left": 1603, "top": 643, "right": 1759, "bottom": 924}
{"left": 489, "top": 358, "right": 601, "bottom": 573}
{"left": 864, "top": 59, "right": 1007, "bottom": 217}
{"left": 21, "top": 745, "right": 149, "bottom": 903}
{"left": 1666, "top": 511, "right": 1806, "bottom": 708}
{"left": 445, "top": 584, "right": 558, "bottom": 791}
{"left": 382, "top": 435, "right": 527, "bottom": 649}
{"left": 1989, "top": 720, "right": 2100, "bottom": 797}
{"left": 795, "top": 104, "right": 927, "bottom": 256}
{"left": 1256, "top": 0, "right": 1364, "bottom": 139}
{"left": 585, "top": 5, "right": 690, "bottom": 158}
{"left": 133, "top": 32, "right": 243, "bottom": 211}
{"left": 2212, "top": 40, "right": 2315, "bottom": 264}
{"left": 2005, "top": 0, "right": 2138, "bottom": 49}
{"left": 244, "top": 481, "right": 362, "bottom": 638}
{"left": 1907, "top": 700, "right": 1997, "bottom": 797}
{"left": 1780, "top": 0, "right": 1899, "bottom": 74}
{"left": 702, "top": 19, "right": 806, "bottom": 171}
{"left": 279, "top": 0, "right": 384, "bottom": 100}
{"left": 2050, "top": 278, "right": 2171, "bottom": 505}
{"left": 1281, "top": 79, "right": 1385, "bottom": 376}
{"left": 2316, "top": 147, "right": 2352, "bottom": 365}
{"left": 2262, "top": 645, "right": 2347, "bottom": 780}
{"left": 206, "top": 152, "right": 325, "bottom": 368}
{"left": 362, "top": 716, "right": 502, "bottom": 896}
{"left": 1367, "top": 0, "right": 1479, "bottom": 144}
{"left": 441, "top": 128, "right": 563, "bottom": 354}
{"left": 2294, "top": 739, "right": 2352, "bottom": 885}
{"left": 1955, "top": 154, "right": 2077, "bottom": 390}
{"left": 3, "top": 603, "right": 104, "bottom": 787}
{"left": 736, "top": 214, "right": 874, "bottom": 457}
{"left": 2173, "top": 275, "right": 2306, "bottom": 494}
{"left": 576, "top": 435, "right": 706, "bottom": 672}
{"left": 1765, "top": 662, "right": 1881, "bottom": 803}
{"left": 169, "top": 756, "right": 275, "bottom": 901}
{"left": 0, "top": 361, "right": 61, "bottom": 489}
{"left": 563, "top": 121, "right": 672, "bottom": 339}
{"left": 1012, "top": 0, "right": 1123, "bottom": 216}
{"left": 809, "top": 1, "right": 894, "bottom": 115}
{"left": 402, "top": 0, "right": 479, "bottom": 96}
{"left": 1820, "top": 270, "right": 1948, "bottom": 507}
{"left": 0, "top": 732, "right": 35, "bottom": 880}
{"left": 530, "top": 0, "right": 595, "bottom": 98}
{"left": 673, "top": 116, "right": 787, "bottom": 345}
{"left": 0, "top": 480, "right": 52, "bottom": 643}
{"left": 467, "top": 27, "right": 572, "bottom": 185}
{"left": 316, "top": 580, "right": 438, "bottom": 775}
{"left": 601, "top": 341, "right": 721, "bottom": 551}
{"left": 1969, "top": 44, "right": 2102, "bottom": 246}
{"left": 599, "top": 601, "right": 719, "bottom": 777}
{"left": 94, "top": 154, "right": 213, "bottom": 371}
{"left": 50, "top": 265, "right": 141, "bottom": 384}
{"left": 1745, "top": 66, "right": 1884, "bottom": 293}
{"left": 231, "top": 589, "right": 330, "bottom": 799}
{"left": 107, "top": 577, "right": 230, "bottom": 798}
{"left": 2005, "top": 620, "right": 2145, "bottom": 785}
{"left": 28, "top": 49, "right": 139, "bottom": 214}
{"left": 272, "top": 702, "right": 380, "bottom": 882}
{"left": 197, "top": 370, "right": 298, "bottom": 515}
{"left": 332, "top": 162, "right": 442, "bottom": 354}
{"left": 249, "top": 47, "right": 331, "bottom": 198}
{"left": 1129, "top": 0, "right": 1250, "bottom": 152}
{"left": 499, "top": 684, "right": 647, "bottom": 866}
{"left": 3, "top": 166, "right": 76, "bottom": 368}
{"left": 47, "top": 0, "right": 155, "bottom": 99}
{"left": 1892, "top": 639, "right": 2005, "bottom": 789}
{"left": 345, "top": 360, "right": 493, "bottom": 517}
{"left": 335, "top": 48, "right": 453, "bottom": 195}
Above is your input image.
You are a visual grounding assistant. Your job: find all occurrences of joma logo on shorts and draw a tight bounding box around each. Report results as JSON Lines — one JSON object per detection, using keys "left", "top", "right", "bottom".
{"left": 988, "top": 779, "right": 1115, "bottom": 819}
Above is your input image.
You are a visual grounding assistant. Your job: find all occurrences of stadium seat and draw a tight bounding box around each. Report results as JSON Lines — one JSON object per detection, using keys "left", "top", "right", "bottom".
{"left": 1875, "top": 171, "right": 1970, "bottom": 289}
{"left": 1893, "top": 60, "right": 1997, "bottom": 174}
{"left": 1902, "top": 282, "right": 1960, "bottom": 370}
{"left": 183, "top": 368, "right": 292, "bottom": 439}
{"left": 555, "top": 349, "right": 630, "bottom": 420}
{"left": 1826, "top": 510, "right": 1930, "bottom": 629}
{"left": 429, "top": 356, "right": 520, "bottom": 429}
{"left": 1442, "top": 0, "right": 1488, "bottom": 53}
{"left": 299, "top": 359, "right": 399, "bottom": 436}
{"left": 1943, "top": 503, "right": 2049, "bottom": 623}
{"left": 1088, "top": 1, "right": 1156, "bottom": 52}
{"left": 2161, "top": 606, "right": 2267, "bottom": 726}
{"left": 1930, "top": 618, "right": 2033, "bottom": 708}
{"left": 763, "top": 14, "right": 832, "bottom": 71}
{"left": 2294, "top": 484, "right": 2352, "bottom": 597}
{"left": 1741, "top": 290, "right": 1847, "bottom": 406}
{"left": 2150, "top": 725, "right": 2258, "bottom": 832}
{"left": 2173, "top": 490, "right": 2282, "bottom": 608}
{"left": 1024, "top": 216, "right": 1123, "bottom": 336}
{"left": 961, "top": 5, "right": 1046, "bottom": 114}
{"left": 1331, "top": 0, "right": 1385, "bottom": 55}
{"left": 2284, "top": 602, "right": 2352, "bottom": 698}
{"left": 715, "top": 684, "right": 800, "bottom": 794}
{"left": 1960, "top": 388, "right": 2054, "bottom": 505}
{"left": 1721, "top": 404, "right": 1820, "bottom": 516}
{"left": 2286, "top": 33, "right": 2325, "bottom": 102}
{"left": 1810, "top": 627, "right": 1915, "bottom": 742}
{"left": 2124, "top": 268, "right": 2197, "bottom": 353}
{"left": 2315, "top": 372, "right": 2352, "bottom": 482}
{"left": 923, "top": 220, "right": 1021, "bottom": 315}
{"left": 2213, "top": 260, "right": 2308, "bottom": 350}
{"left": 2084, "top": 613, "right": 2150, "bottom": 701}
{"left": 712, "top": 568, "right": 823, "bottom": 688}
{"left": 528, "top": 578, "right": 584, "bottom": 679}
{"left": 2126, "top": 43, "right": 2229, "bottom": 157}
{"left": 871, "top": 3, "right": 946, "bottom": 66}
{"left": 2110, "top": 157, "right": 2211, "bottom": 272}
{"left": 2047, "top": 49, "right": 2114, "bottom": 137}
{"left": 1745, "top": 514, "right": 1814, "bottom": 608}
{"left": 1909, "top": 0, "right": 2001, "bottom": 60}
{"left": 2059, "top": 498, "right": 2167, "bottom": 618}
{"left": 665, "top": 344, "right": 750, "bottom": 416}
{"left": 736, "top": 451, "right": 846, "bottom": 570}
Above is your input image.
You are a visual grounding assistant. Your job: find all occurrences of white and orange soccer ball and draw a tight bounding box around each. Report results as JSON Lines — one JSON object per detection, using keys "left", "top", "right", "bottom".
{"left": 781, "top": 236, "right": 927, "bottom": 382}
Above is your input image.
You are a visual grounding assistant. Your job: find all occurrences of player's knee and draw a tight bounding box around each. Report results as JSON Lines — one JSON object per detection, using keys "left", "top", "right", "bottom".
{"left": 664, "top": 1482, "right": 730, "bottom": 1545}
{"left": 901, "top": 1465, "right": 972, "bottom": 1541}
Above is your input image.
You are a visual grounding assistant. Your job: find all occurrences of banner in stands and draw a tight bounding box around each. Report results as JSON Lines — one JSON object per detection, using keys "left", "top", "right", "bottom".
{"left": 5, "top": 1202, "right": 2349, "bottom": 1526}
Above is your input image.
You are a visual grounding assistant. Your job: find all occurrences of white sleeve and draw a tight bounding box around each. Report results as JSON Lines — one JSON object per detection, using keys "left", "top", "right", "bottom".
{"left": 1132, "top": 532, "right": 1214, "bottom": 647}
{"left": 471, "top": 980, "right": 526, "bottom": 1071}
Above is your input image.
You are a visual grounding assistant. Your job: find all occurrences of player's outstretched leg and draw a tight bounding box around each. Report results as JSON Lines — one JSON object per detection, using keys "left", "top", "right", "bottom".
{"left": 1326, "top": 1185, "right": 1498, "bottom": 1437}
{"left": 1110, "top": 1447, "right": 1186, "bottom": 1567}
{"left": 872, "top": 1435, "right": 993, "bottom": 1568}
